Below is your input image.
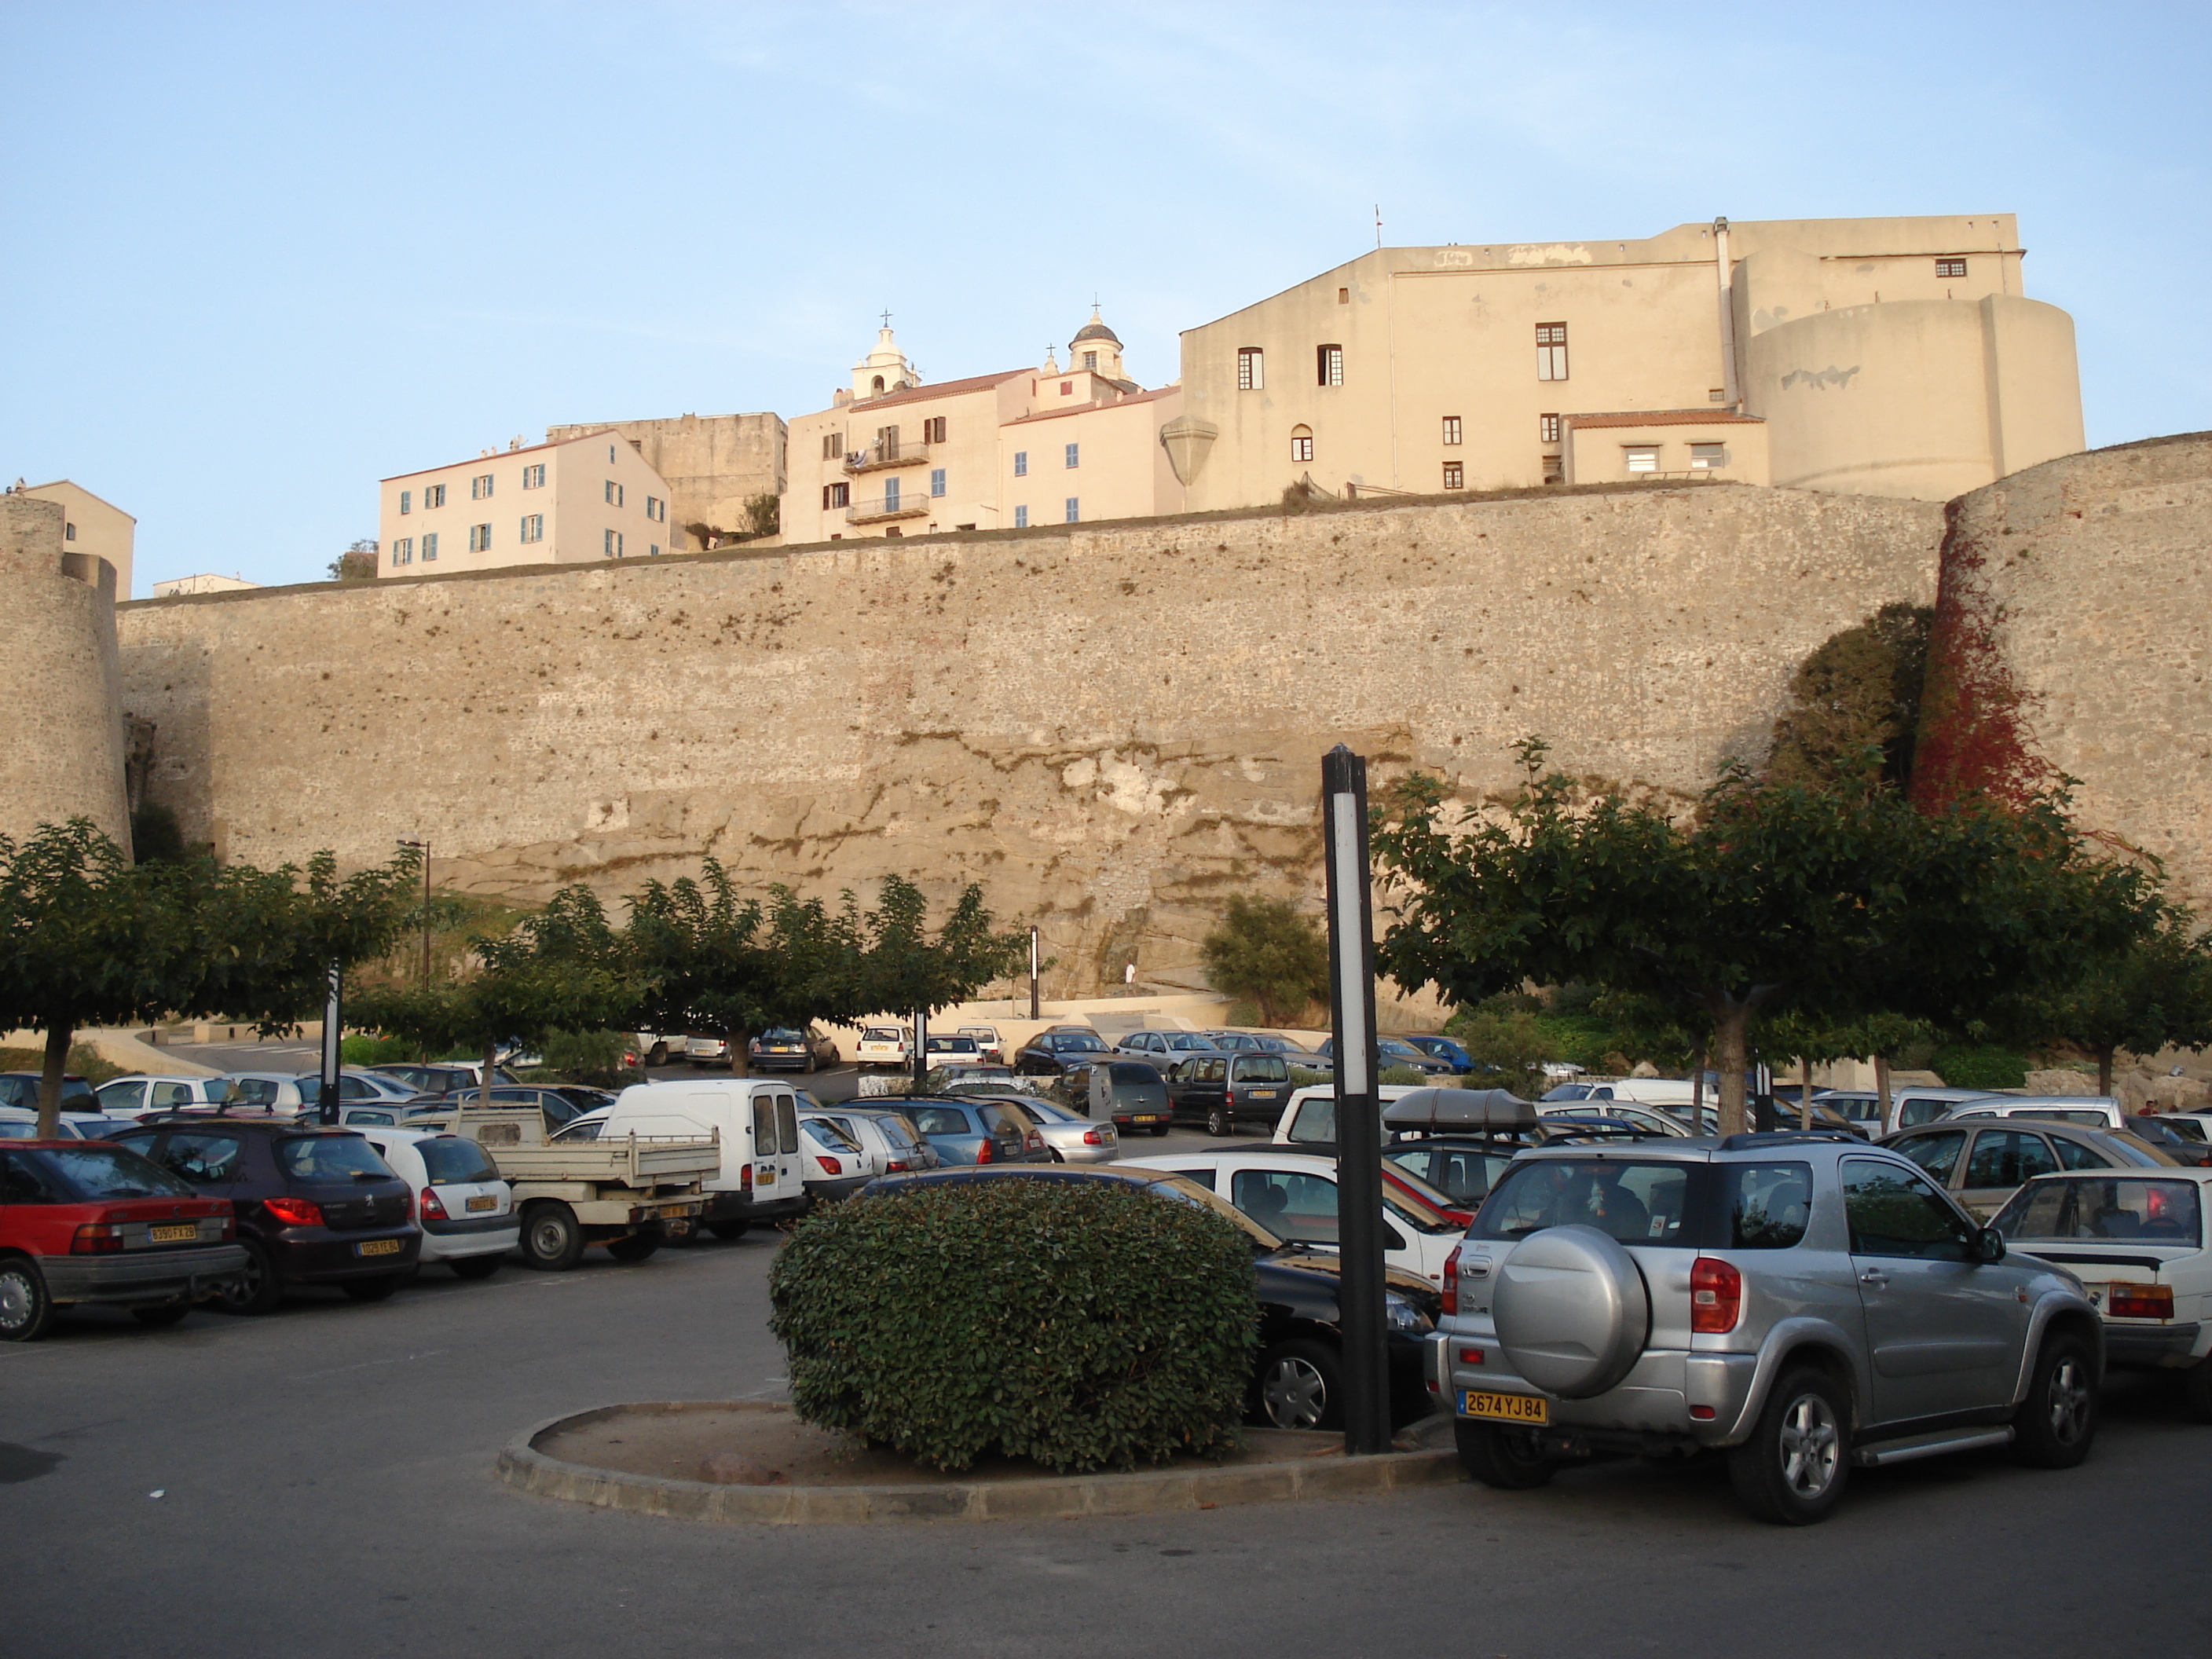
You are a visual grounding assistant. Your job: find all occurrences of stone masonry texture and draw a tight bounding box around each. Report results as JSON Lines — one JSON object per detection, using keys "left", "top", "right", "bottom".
{"left": 115, "top": 484, "right": 1943, "bottom": 994}
{"left": 1925, "top": 431, "right": 2212, "bottom": 909}
{"left": 2, "top": 494, "right": 130, "bottom": 848}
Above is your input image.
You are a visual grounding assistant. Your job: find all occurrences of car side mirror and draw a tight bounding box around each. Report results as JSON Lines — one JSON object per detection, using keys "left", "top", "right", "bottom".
{"left": 1976, "top": 1226, "right": 2006, "bottom": 1265}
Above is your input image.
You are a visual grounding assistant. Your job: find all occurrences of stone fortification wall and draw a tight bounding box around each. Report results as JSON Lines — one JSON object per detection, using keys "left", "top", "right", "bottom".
{"left": 1918, "top": 431, "right": 2212, "bottom": 905}
{"left": 545, "top": 412, "right": 785, "bottom": 544}
{"left": 0, "top": 495, "right": 130, "bottom": 848}
{"left": 116, "top": 484, "right": 1941, "bottom": 994}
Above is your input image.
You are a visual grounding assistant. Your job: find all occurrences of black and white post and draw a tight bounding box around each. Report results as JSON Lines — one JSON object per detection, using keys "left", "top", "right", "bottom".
{"left": 1322, "top": 743, "right": 1392, "bottom": 1456}
{"left": 317, "top": 961, "right": 342, "bottom": 1126}
{"left": 1028, "top": 925, "right": 1041, "bottom": 1020}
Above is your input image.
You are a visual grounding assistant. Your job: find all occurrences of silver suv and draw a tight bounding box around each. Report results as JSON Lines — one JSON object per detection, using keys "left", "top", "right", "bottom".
{"left": 1430, "top": 1132, "right": 2103, "bottom": 1524}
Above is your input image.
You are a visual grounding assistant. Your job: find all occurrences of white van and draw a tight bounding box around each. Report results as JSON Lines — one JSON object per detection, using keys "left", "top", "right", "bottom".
{"left": 602, "top": 1079, "right": 808, "bottom": 1239}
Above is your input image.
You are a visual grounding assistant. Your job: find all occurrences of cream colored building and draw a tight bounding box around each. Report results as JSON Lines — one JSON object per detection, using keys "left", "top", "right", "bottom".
{"left": 781, "top": 314, "right": 1184, "bottom": 544}
{"left": 152, "top": 573, "right": 258, "bottom": 598}
{"left": 376, "top": 431, "right": 679, "bottom": 577}
{"left": 543, "top": 412, "right": 786, "bottom": 544}
{"left": 1171, "top": 214, "right": 2083, "bottom": 508}
{"left": 22, "top": 479, "right": 134, "bottom": 598}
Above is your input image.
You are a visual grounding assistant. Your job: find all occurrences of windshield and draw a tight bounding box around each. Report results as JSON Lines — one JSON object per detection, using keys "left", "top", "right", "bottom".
{"left": 417, "top": 1137, "right": 502, "bottom": 1185}
{"left": 1472, "top": 1158, "right": 1698, "bottom": 1245}
{"left": 1057, "top": 1032, "right": 1106, "bottom": 1053}
{"left": 1117, "top": 1170, "right": 1284, "bottom": 1249}
{"left": 904, "top": 1105, "right": 977, "bottom": 1137}
{"left": 276, "top": 1134, "right": 395, "bottom": 1182}
{"left": 39, "top": 1146, "right": 196, "bottom": 1199}
{"left": 1994, "top": 1177, "right": 2203, "bottom": 1245}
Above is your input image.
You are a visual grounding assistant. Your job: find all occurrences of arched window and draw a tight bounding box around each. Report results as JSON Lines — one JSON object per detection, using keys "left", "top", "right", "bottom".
{"left": 1291, "top": 424, "right": 1313, "bottom": 463}
{"left": 871, "top": 375, "right": 885, "bottom": 393}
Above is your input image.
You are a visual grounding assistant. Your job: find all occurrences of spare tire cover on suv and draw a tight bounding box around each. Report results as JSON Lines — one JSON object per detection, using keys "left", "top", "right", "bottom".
{"left": 1492, "top": 1225, "right": 1650, "bottom": 1399}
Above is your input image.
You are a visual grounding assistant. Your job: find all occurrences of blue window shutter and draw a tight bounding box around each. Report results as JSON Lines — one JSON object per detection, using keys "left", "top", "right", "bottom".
{"left": 1014, "top": 505, "right": 1027, "bottom": 529}
{"left": 931, "top": 468, "right": 946, "bottom": 496}
{"left": 1065, "top": 497, "right": 1079, "bottom": 522}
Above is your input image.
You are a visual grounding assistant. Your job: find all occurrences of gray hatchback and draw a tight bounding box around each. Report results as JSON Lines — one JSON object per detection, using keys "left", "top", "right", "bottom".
{"left": 1430, "top": 1131, "right": 2102, "bottom": 1524}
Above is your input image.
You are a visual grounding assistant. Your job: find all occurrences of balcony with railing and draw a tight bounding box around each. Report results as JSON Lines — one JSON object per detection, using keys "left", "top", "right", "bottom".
{"left": 846, "top": 489, "right": 933, "bottom": 525}
{"left": 841, "top": 441, "right": 931, "bottom": 476}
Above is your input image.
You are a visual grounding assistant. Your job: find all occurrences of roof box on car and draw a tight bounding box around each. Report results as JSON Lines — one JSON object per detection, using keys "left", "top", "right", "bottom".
{"left": 1382, "top": 1087, "right": 1539, "bottom": 1133}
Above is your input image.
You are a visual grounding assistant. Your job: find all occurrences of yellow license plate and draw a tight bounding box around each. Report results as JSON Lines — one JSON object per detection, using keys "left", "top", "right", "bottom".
{"left": 148, "top": 1223, "right": 199, "bottom": 1243}
{"left": 465, "top": 1195, "right": 497, "bottom": 1213}
{"left": 356, "top": 1238, "right": 403, "bottom": 1257}
{"left": 1461, "top": 1389, "right": 1548, "bottom": 1424}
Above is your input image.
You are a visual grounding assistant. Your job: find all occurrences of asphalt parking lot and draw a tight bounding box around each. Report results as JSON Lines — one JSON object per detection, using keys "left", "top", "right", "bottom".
{"left": 6, "top": 1213, "right": 2210, "bottom": 1659}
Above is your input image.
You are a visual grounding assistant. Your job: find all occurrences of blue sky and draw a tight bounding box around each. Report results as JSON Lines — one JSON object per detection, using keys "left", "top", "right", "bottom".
{"left": 5, "top": 2, "right": 2207, "bottom": 594}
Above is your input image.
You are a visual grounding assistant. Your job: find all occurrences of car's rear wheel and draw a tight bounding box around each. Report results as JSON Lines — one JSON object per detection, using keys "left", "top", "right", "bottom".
{"left": 521, "top": 1202, "right": 586, "bottom": 1271}
{"left": 342, "top": 1274, "right": 404, "bottom": 1303}
{"left": 1257, "top": 1338, "right": 1342, "bottom": 1430}
{"left": 1149, "top": 1122, "right": 1170, "bottom": 1137}
{"left": 2012, "top": 1331, "right": 2098, "bottom": 1467}
{"left": 0, "top": 1257, "right": 54, "bottom": 1342}
{"left": 1206, "top": 1104, "right": 1232, "bottom": 1137}
{"left": 1727, "top": 1367, "right": 1849, "bottom": 1524}
{"left": 605, "top": 1231, "right": 661, "bottom": 1263}
{"left": 1454, "top": 1419, "right": 1558, "bottom": 1489}
{"left": 2184, "top": 1353, "right": 2212, "bottom": 1424}
{"left": 709, "top": 1220, "right": 751, "bottom": 1241}
{"left": 130, "top": 1301, "right": 192, "bottom": 1328}
{"left": 213, "top": 1240, "right": 284, "bottom": 1317}
{"left": 449, "top": 1254, "right": 501, "bottom": 1280}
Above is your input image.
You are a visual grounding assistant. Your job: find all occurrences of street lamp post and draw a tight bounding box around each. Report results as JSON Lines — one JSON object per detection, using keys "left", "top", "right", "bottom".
{"left": 398, "top": 839, "right": 432, "bottom": 985}
{"left": 317, "top": 961, "right": 342, "bottom": 1127}
{"left": 1322, "top": 743, "right": 1391, "bottom": 1456}
{"left": 1028, "top": 925, "right": 1040, "bottom": 1020}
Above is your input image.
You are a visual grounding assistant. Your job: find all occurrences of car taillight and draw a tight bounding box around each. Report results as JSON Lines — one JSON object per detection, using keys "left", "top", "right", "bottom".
{"left": 1083, "top": 1130, "right": 1103, "bottom": 1145}
{"left": 886, "top": 1159, "right": 909, "bottom": 1173}
{"left": 71, "top": 1221, "right": 126, "bottom": 1254}
{"left": 975, "top": 1138, "right": 994, "bottom": 1165}
{"left": 419, "top": 1187, "right": 447, "bottom": 1222}
{"left": 1025, "top": 1132, "right": 1046, "bottom": 1153}
{"left": 262, "top": 1196, "right": 324, "bottom": 1227}
{"left": 2108, "top": 1283, "right": 2174, "bottom": 1320}
{"left": 1691, "top": 1258, "right": 1743, "bottom": 1334}
{"left": 1441, "top": 1243, "right": 1462, "bottom": 1317}
{"left": 817, "top": 1155, "right": 842, "bottom": 1175}
{"left": 741, "top": 1163, "right": 753, "bottom": 1190}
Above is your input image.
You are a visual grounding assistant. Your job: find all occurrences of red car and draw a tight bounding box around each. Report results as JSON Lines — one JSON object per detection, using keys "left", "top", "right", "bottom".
{"left": 0, "top": 1139, "right": 247, "bottom": 1341}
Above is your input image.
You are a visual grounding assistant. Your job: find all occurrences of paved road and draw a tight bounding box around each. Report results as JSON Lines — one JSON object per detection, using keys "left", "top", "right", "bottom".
{"left": 6, "top": 1223, "right": 2209, "bottom": 1659}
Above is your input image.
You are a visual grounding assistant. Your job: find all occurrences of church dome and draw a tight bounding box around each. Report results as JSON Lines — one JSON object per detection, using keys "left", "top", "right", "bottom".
{"left": 1070, "top": 309, "right": 1122, "bottom": 348}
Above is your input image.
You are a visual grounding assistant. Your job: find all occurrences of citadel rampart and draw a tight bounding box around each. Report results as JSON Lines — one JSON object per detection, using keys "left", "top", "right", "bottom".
{"left": 1, "top": 494, "right": 130, "bottom": 846}
{"left": 116, "top": 483, "right": 1943, "bottom": 992}
{"left": 1919, "top": 431, "right": 2212, "bottom": 906}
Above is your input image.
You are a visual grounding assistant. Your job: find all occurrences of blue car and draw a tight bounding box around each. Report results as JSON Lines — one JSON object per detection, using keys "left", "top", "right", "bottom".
{"left": 1401, "top": 1035, "right": 1475, "bottom": 1072}
{"left": 895, "top": 1097, "right": 1052, "bottom": 1166}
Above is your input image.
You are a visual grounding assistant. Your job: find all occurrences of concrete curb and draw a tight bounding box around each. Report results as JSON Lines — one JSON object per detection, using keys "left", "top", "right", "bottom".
{"left": 496, "top": 1402, "right": 1460, "bottom": 1525}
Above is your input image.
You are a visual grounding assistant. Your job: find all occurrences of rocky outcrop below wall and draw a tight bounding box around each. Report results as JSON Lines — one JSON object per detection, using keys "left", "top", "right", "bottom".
{"left": 1, "top": 493, "right": 130, "bottom": 847}
{"left": 1917, "top": 431, "right": 2212, "bottom": 905}
{"left": 116, "top": 484, "right": 1942, "bottom": 994}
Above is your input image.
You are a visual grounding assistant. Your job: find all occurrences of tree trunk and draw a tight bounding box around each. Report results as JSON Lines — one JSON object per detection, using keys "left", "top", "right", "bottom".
{"left": 482, "top": 1039, "right": 500, "bottom": 1106}
{"left": 2097, "top": 1046, "right": 2115, "bottom": 1101}
{"left": 36, "top": 1023, "right": 71, "bottom": 1139}
{"left": 1800, "top": 1055, "right": 1813, "bottom": 1132}
{"left": 1712, "top": 1003, "right": 1752, "bottom": 1137}
{"left": 1690, "top": 1044, "right": 1706, "bottom": 1122}
{"left": 726, "top": 1024, "right": 751, "bottom": 1078}
{"left": 1873, "top": 1053, "right": 1892, "bottom": 1133}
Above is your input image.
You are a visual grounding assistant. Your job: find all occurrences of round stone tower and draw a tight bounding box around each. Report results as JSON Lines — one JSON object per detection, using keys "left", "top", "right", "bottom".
{"left": 0, "top": 491, "right": 130, "bottom": 848}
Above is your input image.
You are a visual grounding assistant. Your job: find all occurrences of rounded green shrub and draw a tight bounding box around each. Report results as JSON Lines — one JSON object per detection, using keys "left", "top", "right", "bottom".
{"left": 769, "top": 1178, "right": 1258, "bottom": 1473}
{"left": 1930, "top": 1045, "right": 2029, "bottom": 1090}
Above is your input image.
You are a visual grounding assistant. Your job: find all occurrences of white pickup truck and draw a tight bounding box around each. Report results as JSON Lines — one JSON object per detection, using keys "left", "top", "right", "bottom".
{"left": 405, "top": 1106, "right": 718, "bottom": 1269}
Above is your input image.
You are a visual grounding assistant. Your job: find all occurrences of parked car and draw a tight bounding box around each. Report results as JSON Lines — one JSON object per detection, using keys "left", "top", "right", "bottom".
{"left": 1884, "top": 1117, "right": 2177, "bottom": 1218}
{"left": 1317, "top": 1035, "right": 1455, "bottom": 1077}
{"left": 749, "top": 1027, "right": 841, "bottom": 1073}
{"left": 802, "top": 1108, "right": 939, "bottom": 1175}
{"left": 684, "top": 1033, "right": 731, "bottom": 1062}
{"left": 1433, "top": 1131, "right": 2102, "bottom": 1523}
{"left": 1166, "top": 1051, "right": 1296, "bottom": 1137}
{"left": 291, "top": 1069, "right": 425, "bottom": 1111}
{"left": 351, "top": 1128, "right": 517, "bottom": 1278}
{"left": 0, "top": 1108, "right": 138, "bottom": 1141}
{"left": 93, "top": 1075, "right": 236, "bottom": 1118}
{"left": 0, "top": 1073, "right": 99, "bottom": 1114}
{"left": 1273, "top": 1083, "right": 1424, "bottom": 1145}
{"left": 1013, "top": 1026, "right": 1111, "bottom": 1075}
{"left": 955, "top": 1026, "right": 1005, "bottom": 1064}
{"left": 1113, "top": 1029, "right": 1229, "bottom": 1070}
{"left": 1948, "top": 1096, "right": 2127, "bottom": 1130}
{"left": 1543, "top": 1078, "right": 1705, "bottom": 1108}
{"left": 853, "top": 1025, "right": 914, "bottom": 1069}
{"left": 1058, "top": 1060, "right": 1172, "bottom": 1135}
{"left": 1817, "top": 1085, "right": 2001, "bottom": 1137}
{"left": 372, "top": 1062, "right": 516, "bottom": 1094}
{"left": 222, "top": 1072, "right": 315, "bottom": 1113}
{"left": 1991, "top": 1167, "right": 2212, "bottom": 1419}
{"left": 2155, "top": 1113, "right": 2210, "bottom": 1144}
{"left": 1204, "top": 1031, "right": 1326, "bottom": 1067}
{"left": 928, "top": 1062, "right": 1020, "bottom": 1092}
{"left": 1540, "top": 1100, "right": 1692, "bottom": 1139}
{"left": 2123, "top": 1115, "right": 2212, "bottom": 1166}
{"left": 921, "top": 1034, "right": 983, "bottom": 1067}
{"left": 857, "top": 1163, "right": 1439, "bottom": 1430}
{"left": 1121, "top": 1146, "right": 1466, "bottom": 1287}
{"left": 798, "top": 1118, "right": 873, "bottom": 1202}
{"left": 0, "top": 1138, "right": 248, "bottom": 1339}
{"left": 1007, "top": 1094, "right": 1120, "bottom": 1164}
{"left": 895, "top": 1097, "right": 1052, "bottom": 1166}
{"left": 108, "top": 1119, "right": 420, "bottom": 1314}
{"left": 596, "top": 1078, "right": 809, "bottom": 1240}
{"left": 413, "top": 1085, "right": 593, "bottom": 1137}
{"left": 628, "top": 1031, "right": 683, "bottom": 1067}
{"left": 1403, "top": 1035, "right": 1477, "bottom": 1073}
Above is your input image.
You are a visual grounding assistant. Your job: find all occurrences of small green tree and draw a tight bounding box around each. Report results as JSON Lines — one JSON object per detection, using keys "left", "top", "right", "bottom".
{"left": 742, "top": 493, "right": 780, "bottom": 540}
{"left": 1450, "top": 1006, "right": 1555, "bottom": 1092}
{"left": 328, "top": 540, "right": 379, "bottom": 583}
{"left": 1199, "top": 895, "right": 1329, "bottom": 1027}
{"left": 1766, "top": 602, "right": 1934, "bottom": 791}
{"left": 2009, "top": 910, "right": 2212, "bottom": 1097}
{"left": 850, "top": 875, "right": 1027, "bottom": 1085}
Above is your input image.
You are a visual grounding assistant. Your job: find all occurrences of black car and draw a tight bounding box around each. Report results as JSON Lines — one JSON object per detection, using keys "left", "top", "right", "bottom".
{"left": 1012, "top": 1027, "right": 1111, "bottom": 1075}
{"left": 857, "top": 1164, "right": 1438, "bottom": 1430}
{"left": 0, "top": 1073, "right": 97, "bottom": 1113}
{"left": 749, "top": 1027, "right": 841, "bottom": 1073}
{"left": 109, "top": 1118, "right": 420, "bottom": 1314}
{"left": 1166, "top": 1052, "right": 1295, "bottom": 1137}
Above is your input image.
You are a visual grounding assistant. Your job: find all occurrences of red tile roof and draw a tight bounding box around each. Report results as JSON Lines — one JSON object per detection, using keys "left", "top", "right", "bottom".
{"left": 1561, "top": 409, "right": 1763, "bottom": 428}
{"left": 1001, "top": 386, "right": 1180, "bottom": 427}
{"left": 842, "top": 369, "right": 1033, "bottom": 414}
